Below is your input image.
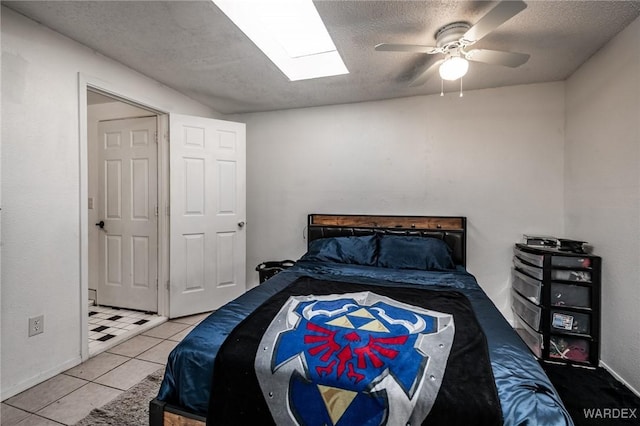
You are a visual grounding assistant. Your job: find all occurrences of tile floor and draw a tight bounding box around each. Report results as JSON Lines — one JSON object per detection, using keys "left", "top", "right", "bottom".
{"left": 88, "top": 305, "right": 165, "bottom": 356}
{"left": 1, "top": 311, "right": 211, "bottom": 426}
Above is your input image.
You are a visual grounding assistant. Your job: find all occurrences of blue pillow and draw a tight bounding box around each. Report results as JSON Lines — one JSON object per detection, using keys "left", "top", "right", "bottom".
{"left": 377, "top": 235, "right": 455, "bottom": 271}
{"left": 300, "top": 235, "right": 378, "bottom": 266}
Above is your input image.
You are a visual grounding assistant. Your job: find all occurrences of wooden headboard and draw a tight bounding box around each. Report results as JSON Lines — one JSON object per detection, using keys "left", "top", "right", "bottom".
{"left": 307, "top": 214, "right": 467, "bottom": 267}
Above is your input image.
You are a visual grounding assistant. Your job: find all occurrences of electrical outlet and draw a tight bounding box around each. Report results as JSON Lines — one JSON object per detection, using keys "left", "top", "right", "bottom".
{"left": 29, "top": 315, "right": 44, "bottom": 337}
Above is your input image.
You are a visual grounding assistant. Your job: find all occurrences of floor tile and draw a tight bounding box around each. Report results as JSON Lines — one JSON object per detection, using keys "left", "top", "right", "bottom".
{"left": 36, "top": 382, "right": 122, "bottom": 425}
{"left": 136, "top": 340, "right": 179, "bottom": 364}
{"left": 142, "top": 321, "right": 189, "bottom": 339}
{"left": 14, "top": 414, "right": 63, "bottom": 426}
{"left": 1, "top": 403, "right": 30, "bottom": 426}
{"left": 4, "top": 374, "right": 87, "bottom": 412}
{"left": 93, "top": 359, "right": 163, "bottom": 390}
{"left": 88, "top": 315, "right": 166, "bottom": 357}
{"left": 63, "top": 352, "right": 129, "bottom": 381}
{"left": 115, "top": 316, "right": 139, "bottom": 324}
{"left": 167, "top": 325, "right": 195, "bottom": 342}
{"left": 106, "top": 335, "right": 163, "bottom": 358}
{"left": 171, "top": 311, "right": 212, "bottom": 325}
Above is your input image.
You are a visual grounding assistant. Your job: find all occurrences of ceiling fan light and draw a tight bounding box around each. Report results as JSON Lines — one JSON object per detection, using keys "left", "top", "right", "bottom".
{"left": 439, "top": 56, "right": 469, "bottom": 81}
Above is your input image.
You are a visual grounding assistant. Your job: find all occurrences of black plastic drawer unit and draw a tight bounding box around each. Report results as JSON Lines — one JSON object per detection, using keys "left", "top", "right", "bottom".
{"left": 512, "top": 269, "right": 542, "bottom": 305}
{"left": 512, "top": 289, "right": 542, "bottom": 331}
{"left": 511, "top": 243, "right": 601, "bottom": 366}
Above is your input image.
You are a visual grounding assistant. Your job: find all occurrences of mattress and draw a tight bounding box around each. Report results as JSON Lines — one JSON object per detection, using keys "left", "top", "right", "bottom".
{"left": 156, "top": 260, "right": 573, "bottom": 425}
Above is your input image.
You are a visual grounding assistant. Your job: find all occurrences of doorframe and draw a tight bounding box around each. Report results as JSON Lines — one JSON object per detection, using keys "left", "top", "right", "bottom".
{"left": 78, "top": 73, "right": 170, "bottom": 361}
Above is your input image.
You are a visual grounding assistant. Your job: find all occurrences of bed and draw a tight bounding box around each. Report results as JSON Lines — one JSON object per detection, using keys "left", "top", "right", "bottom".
{"left": 150, "top": 214, "right": 573, "bottom": 425}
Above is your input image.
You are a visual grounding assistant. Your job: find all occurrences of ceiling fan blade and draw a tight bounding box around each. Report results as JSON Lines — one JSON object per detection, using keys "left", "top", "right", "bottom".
{"left": 463, "top": 0, "right": 527, "bottom": 42}
{"left": 409, "top": 59, "right": 444, "bottom": 87}
{"left": 375, "top": 43, "right": 438, "bottom": 54}
{"left": 466, "top": 49, "right": 530, "bottom": 67}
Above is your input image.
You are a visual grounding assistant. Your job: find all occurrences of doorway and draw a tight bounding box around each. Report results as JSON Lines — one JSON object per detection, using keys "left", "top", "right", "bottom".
{"left": 85, "top": 89, "right": 167, "bottom": 356}
{"left": 79, "top": 76, "right": 246, "bottom": 361}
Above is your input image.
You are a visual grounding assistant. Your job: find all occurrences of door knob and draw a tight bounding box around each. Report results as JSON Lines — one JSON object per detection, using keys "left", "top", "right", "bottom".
{"left": 95, "top": 220, "right": 105, "bottom": 229}
{"left": 238, "top": 221, "right": 245, "bottom": 228}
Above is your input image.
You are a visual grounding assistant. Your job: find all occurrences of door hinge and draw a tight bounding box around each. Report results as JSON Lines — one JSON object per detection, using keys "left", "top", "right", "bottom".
{"left": 166, "top": 280, "right": 170, "bottom": 290}
{"left": 154, "top": 131, "right": 158, "bottom": 144}
{"left": 154, "top": 205, "right": 159, "bottom": 217}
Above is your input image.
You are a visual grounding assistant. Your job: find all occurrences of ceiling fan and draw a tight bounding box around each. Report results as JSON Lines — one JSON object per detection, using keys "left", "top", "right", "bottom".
{"left": 375, "top": 0, "right": 530, "bottom": 87}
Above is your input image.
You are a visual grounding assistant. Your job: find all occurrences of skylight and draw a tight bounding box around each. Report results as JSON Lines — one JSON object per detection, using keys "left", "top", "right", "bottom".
{"left": 213, "top": 0, "right": 349, "bottom": 81}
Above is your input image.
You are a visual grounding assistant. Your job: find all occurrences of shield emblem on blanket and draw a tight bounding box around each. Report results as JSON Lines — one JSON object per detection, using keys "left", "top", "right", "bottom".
{"left": 255, "top": 292, "right": 454, "bottom": 425}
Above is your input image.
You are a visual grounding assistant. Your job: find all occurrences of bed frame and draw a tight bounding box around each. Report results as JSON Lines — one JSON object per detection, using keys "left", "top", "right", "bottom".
{"left": 149, "top": 213, "right": 467, "bottom": 426}
{"left": 307, "top": 214, "right": 466, "bottom": 267}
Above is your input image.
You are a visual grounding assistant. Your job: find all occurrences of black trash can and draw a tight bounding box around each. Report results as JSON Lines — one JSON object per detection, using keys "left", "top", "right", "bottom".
{"left": 255, "top": 260, "right": 295, "bottom": 283}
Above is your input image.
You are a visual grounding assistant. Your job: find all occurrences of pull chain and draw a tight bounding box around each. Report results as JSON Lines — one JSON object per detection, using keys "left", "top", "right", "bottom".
{"left": 459, "top": 77, "right": 464, "bottom": 98}
{"left": 440, "top": 78, "right": 444, "bottom": 97}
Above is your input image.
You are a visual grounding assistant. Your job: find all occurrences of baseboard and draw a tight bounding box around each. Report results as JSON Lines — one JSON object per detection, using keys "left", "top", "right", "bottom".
{"left": 600, "top": 360, "right": 640, "bottom": 398}
{"left": 88, "top": 288, "right": 97, "bottom": 304}
{"left": 1, "top": 355, "right": 83, "bottom": 401}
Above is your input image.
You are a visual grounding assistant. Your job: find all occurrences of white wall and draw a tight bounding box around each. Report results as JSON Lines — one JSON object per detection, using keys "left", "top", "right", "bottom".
{"left": 565, "top": 16, "right": 640, "bottom": 393}
{"left": 1, "top": 7, "right": 219, "bottom": 399}
{"left": 238, "top": 82, "right": 566, "bottom": 318}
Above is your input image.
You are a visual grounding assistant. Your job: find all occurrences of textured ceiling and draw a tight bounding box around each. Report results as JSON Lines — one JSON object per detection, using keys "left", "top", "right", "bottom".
{"left": 4, "top": 0, "right": 640, "bottom": 114}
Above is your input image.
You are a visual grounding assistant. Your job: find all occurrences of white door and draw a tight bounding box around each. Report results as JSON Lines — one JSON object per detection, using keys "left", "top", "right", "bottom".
{"left": 169, "top": 114, "right": 246, "bottom": 318}
{"left": 97, "top": 117, "right": 158, "bottom": 312}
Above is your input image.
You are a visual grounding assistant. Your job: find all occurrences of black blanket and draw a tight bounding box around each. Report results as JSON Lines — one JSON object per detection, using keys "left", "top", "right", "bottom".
{"left": 208, "top": 277, "right": 501, "bottom": 425}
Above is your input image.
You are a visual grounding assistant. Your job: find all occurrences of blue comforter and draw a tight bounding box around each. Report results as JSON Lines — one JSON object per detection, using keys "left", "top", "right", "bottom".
{"left": 157, "top": 261, "right": 573, "bottom": 425}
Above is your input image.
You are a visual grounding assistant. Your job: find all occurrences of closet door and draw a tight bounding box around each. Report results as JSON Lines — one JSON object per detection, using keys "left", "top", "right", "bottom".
{"left": 169, "top": 114, "right": 246, "bottom": 318}
{"left": 97, "top": 116, "right": 158, "bottom": 312}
